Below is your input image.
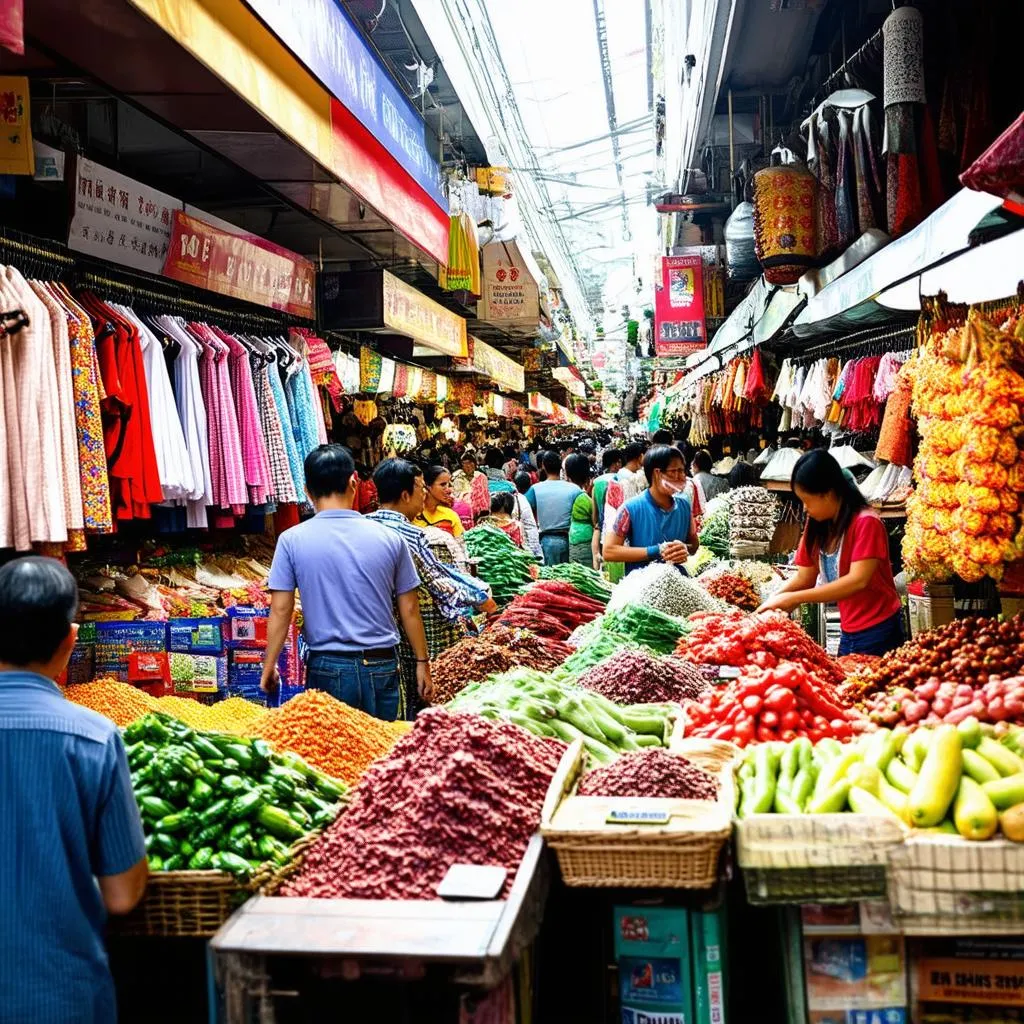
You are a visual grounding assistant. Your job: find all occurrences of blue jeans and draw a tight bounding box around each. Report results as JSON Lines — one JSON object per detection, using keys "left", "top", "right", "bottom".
{"left": 540, "top": 534, "right": 570, "bottom": 565}
{"left": 839, "top": 610, "right": 906, "bottom": 657}
{"left": 306, "top": 652, "right": 401, "bottom": 721}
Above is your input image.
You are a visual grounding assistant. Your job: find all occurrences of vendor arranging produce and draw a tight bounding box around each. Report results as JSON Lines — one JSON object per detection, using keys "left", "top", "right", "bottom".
{"left": 448, "top": 669, "right": 676, "bottom": 763}
{"left": 280, "top": 709, "right": 561, "bottom": 900}
{"left": 125, "top": 712, "right": 346, "bottom": 877}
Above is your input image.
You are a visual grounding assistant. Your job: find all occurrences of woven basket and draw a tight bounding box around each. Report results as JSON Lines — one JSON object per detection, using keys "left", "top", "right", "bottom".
{"left": 735, "top": 813, "right": 905, "bottom": 904}
{"left": 541, "top": 738, "right": 739, "bottom": 889}
{"left": 888, "top": 834, "right": 1024, "bottom": 934}
{"left": 110, "top": 870, "right": 247, "bottom": 938}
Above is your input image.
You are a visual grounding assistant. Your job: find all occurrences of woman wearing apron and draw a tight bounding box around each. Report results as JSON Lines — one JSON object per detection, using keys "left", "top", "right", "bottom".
{"left": 758, "top": 449, "right": 905, "bottom": 656}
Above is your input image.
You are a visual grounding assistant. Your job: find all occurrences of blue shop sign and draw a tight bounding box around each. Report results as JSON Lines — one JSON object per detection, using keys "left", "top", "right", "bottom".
{"left": 244, "top": 0, "right": 447, "bottom": 210}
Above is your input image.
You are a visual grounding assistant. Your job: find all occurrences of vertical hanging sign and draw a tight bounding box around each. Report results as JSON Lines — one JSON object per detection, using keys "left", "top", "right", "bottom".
{"left": 654, "top": 253, "right": 706, "bottom": 357}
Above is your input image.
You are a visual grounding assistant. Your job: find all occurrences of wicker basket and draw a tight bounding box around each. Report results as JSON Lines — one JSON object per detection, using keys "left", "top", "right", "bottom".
{"left": 735, "top": 813, "right": 905, "bottom": 904}
{"left": 540, "top": 738, "right": 739, "bottom": 889}
{"left": 888, "top": 834, "right": 1024, "bottom": 934}
{"left": 110, "top": 870, "right": 247, "bottom": 938}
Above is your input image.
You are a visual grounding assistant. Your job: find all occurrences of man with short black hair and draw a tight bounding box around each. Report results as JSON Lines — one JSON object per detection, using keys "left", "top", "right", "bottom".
{"left": 526, "top": 450, "right": 583, "bottom": 564}
{"left": 0, "top": 556, "right": 148, "bottom": 1022}
{"left": 368, "top": 459, "right": 494, "bottom": 714}
{"left": 603, "top": 445, "right": 697, "bottom": 574}
{"left": 618, "top": 441, "right": 648, "bottom": 501}
{"left": 262, "top": 444, "right": 428, "bottom": 721}
{"left": 652, "top": 428, "right": 674, "bottom": 446}
{"left": 692, "top": 449, "right": 730, "bottom": 503}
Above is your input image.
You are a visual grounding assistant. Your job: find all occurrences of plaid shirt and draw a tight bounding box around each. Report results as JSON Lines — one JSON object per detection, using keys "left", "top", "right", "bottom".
{"left": 218, "top": 329, "right": 272, "bottom": 506}
{"left": 366, "top": 510, "right": 488, "bottom": 622}
{"left": 252, "top": 352, "right": 298, "bottom": 504}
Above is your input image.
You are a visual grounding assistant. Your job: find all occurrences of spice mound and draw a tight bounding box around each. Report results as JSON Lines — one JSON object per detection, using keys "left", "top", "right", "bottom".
{"left": 248, "top": 689, "right": 405, "bottom": 786}
{"left": 577, "top": 649, "right": 709, "bottom": 705}
{"left": 280, "top": 709, "right": 563, "bottom": 900}
{"left": 577, "top": 748, "right": 719, "bottom": 801}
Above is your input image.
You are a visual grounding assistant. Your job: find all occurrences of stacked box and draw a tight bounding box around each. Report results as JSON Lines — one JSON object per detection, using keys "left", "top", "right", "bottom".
{"left": 614, "top": 906, "right": 693, "bottom": 1024}
{"left": 223, "top": 606, "right": 302, "bottom": 703}
{"left": 94, "top": 622, "right": 167, "bottom": 681}
{"left": 167, "top": 617, "right": 225, "bottom": 655}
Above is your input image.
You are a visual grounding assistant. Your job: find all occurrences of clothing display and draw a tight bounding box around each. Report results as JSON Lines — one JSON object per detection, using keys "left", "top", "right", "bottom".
{"left": 0, "top": 269, "right": 333, "bottom": 552}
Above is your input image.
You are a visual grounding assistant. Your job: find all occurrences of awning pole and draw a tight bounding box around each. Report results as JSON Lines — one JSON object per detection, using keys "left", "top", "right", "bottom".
{"left": 728, "top": 88, "right": 736, "bottom": 207}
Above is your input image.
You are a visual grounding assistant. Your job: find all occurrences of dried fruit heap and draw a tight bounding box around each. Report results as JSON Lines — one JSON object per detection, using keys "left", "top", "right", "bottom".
{"left": 280, "top": 710, "right": 563, "bottom": 900}
{"left": 578, "top": 748, "right": 719, "bottom": 801}
{"left": 576, "top": 649, "right": 709, "bottom": 705}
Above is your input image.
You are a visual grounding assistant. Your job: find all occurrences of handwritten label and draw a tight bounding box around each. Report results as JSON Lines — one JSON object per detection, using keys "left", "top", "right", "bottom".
{"left": 606, "top": 808, "right": 671, "bottom": 826}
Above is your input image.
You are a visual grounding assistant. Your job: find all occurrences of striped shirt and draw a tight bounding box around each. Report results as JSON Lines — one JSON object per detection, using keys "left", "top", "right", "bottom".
{"left": 0, "top": 672, "right": 147, "bottom": 1022}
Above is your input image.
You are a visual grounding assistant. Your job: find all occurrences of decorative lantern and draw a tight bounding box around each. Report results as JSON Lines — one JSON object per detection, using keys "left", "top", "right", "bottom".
{"left": 753, "top": 157, "right": 818, "bottom": 285}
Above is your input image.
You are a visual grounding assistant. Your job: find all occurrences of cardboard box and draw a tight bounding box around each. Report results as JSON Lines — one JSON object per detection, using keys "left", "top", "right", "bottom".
{"left": 691, "top": 908, "right": 727, "bottom": 1024}
{"left": 614, "top": 906, "right": 693, "bottom": 1024}
{"left": 167, "top": 617, "right": 225, "bottom": 655}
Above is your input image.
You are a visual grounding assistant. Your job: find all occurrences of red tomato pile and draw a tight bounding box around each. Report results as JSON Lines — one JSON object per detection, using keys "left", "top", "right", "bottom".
{"left": 684, "top": 661, "right": 863, "bottom": 747}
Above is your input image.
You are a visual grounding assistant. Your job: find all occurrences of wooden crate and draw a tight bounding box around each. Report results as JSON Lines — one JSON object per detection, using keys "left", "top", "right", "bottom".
{"left": 540, "top": 738, "right": 739, "bottom": 889}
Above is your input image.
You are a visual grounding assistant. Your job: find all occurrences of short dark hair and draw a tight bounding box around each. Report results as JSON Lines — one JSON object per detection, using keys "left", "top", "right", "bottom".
{"left": 652, "top": 429, "right": 674, "bottom": 445}
{"left": 374, "top": 458, "right": 424, "bottom": 504}
{"left": 424, "top": 465, "right": 449, "bottom": 487}
{"left": 0, "top": 557, "right": 78, "bottom": 665}
{"left": 693, "top": 450, "right": 713, "bottom": 473}
{"left": 564, "top": 453, "right": 591, "bottom": 487}
{"left": 514, "top": 471, "right": 532, "bottom": 494}
{"left": 643, "top": 444, "right": 684, "bottom": 485}
{"left": 601, "top": 448, "right": 624, "bottom": 472}
{"left": 484, "top": 447, "right": 505, "bottom": 470}
{"left": 540, "top": 450, "right": 562, "bottom": 475}
{"left": 623, "top": 442, "right": 646, "bottom": 464}
{"left": 305, "top": 444, "right": 356, "bottom": 499}
{"left": 490, "top": 492, "right": 515, "bottom": 515}
{"left": 460, "top": 451, "right": 477, "bottom": 467}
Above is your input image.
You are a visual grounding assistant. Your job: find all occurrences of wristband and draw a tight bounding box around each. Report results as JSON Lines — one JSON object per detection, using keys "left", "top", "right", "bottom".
{"left": 646, "top": 545, "right": 661, "bottom": 561}
{"left": 415, "top": 658, "right": 430, "bottom": 663}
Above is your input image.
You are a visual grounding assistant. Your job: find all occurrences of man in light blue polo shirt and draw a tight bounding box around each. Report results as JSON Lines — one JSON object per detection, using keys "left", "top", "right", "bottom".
{"left": 603, "top": 445, "right": 697, "bottom": 574}
{"left": 0, "top": 556, "right": 148, "bottom": 1022}
{"left": 261, "top": 444, "right": 430, "bottom": 720}
{"left": 526, "top": 450, "right": 582, "bottom": 565}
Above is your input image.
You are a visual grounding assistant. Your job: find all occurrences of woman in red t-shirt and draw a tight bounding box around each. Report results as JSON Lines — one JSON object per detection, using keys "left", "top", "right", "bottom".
{"left": 758, "top": 450, "right": 905, "bottom": 655}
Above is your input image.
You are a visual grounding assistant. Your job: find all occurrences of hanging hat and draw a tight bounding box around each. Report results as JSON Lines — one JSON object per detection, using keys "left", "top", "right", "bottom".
{"left": 883, "top": 5, "right": 925, "bottom": 107}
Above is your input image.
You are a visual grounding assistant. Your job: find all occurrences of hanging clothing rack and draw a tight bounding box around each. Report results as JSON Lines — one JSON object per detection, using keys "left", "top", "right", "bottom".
{"left": 787, "top": 320, "right": 918, "bottom": 362}
{"left": 806, "top": 26, "right": 883, "bottom": 114}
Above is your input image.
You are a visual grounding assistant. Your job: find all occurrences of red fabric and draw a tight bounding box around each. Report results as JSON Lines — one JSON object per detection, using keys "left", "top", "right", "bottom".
{"left": 794, "top": 510, "right": 902, "bottom": 633}
{"left": 961, "top": 111, "right": 1024, "bottom": 199}
{"left": 274, "top": 503, "right": 300, "bottom": 534}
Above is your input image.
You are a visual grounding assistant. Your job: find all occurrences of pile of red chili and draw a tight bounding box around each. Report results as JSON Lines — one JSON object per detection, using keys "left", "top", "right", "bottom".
{"left": 496, "top": 581, "right": 606, "bottom": 642}
{"left": 483, "top": 623, "right": 574, "bottom": 663}
{"left": 678, "top": 610, "right": 845, "bottom": 688}
{"left": 576, "top": 649, "right": 709, "bottom": 705}
{"left": 280, "top": 709, "right": 563, "bottom": 900}
{"left": 577, "top": 748, "right": 719, "bottom": 800}
{"left": 699, "top": 571, "right": 761, "bottom": 611}
{"left": 684, "top": 661, "right": 861, "bottom": 747}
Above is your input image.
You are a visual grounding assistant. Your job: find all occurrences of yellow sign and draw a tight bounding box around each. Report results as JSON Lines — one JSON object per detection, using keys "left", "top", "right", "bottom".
{"left": 0, "top": 77, "right": 33, "bottom": 176}
{"left": 918, "top": 958, "right": 1024, "bottom": 1006}
{"left": 382, "top": 270, "right": 468, "bottom": 358}
{"left": 470, "top": 336, "right": 525, "bottom": 393}
{"left": 475, "top": 166, "right": 509, "bottom": 195}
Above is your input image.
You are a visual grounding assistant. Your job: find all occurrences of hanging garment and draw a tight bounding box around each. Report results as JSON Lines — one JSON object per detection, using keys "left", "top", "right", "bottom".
{"left": 834, "top": 110, "right": 858, "bottom": 250}
{"left": 266, "top": 355, "right": 305, "bottom": 499}
{"left": 250, "top": 345, "right": 298, "bottom": 505}
{"left": 852, "top": 105, "right": 885, "bottom": 235}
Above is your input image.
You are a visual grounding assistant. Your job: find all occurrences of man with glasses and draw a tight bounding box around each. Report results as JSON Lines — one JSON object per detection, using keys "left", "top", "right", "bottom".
{"left": 602, "top": 445, "right": 697, "bottom": 574}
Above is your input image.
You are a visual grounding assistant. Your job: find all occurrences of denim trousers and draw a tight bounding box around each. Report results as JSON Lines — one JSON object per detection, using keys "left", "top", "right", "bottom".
{"left": 305, "top": 651, "right": 401, "bottom": 721}
{"left": 838, "top": 609, "right": 906, "bottom": 657}
{"left": 540, "top": 534, "right": 570, "bottom": 566}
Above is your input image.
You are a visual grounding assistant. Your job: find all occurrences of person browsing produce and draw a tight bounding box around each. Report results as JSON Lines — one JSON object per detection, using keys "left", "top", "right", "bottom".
{"left": 262, "top": 445, "right": 429, "bottom": 721}
{"left": 603, "top": 445, "right": 697, "bottom": 573}
{"left": 526, "top": 450, "right": 583, "bottom": 565}
{"left": 758, "top": 449, "right": 904, "bottom": 656}
{"left": 0, "top": 556, "right": 148, "bottom": 1023}
{"left": 413, "top": 465, "right": 464, "bottom": 539}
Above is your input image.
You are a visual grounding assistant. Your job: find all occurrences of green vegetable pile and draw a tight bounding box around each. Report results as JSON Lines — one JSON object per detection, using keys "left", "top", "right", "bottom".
{"left": 602, "top": 603, "right": 687, "bottom": 655}
{"left": 699, "top": 496, "right": 730, "bottom": 558}
{"left": 125, "top": 712, "right": 347, "bottom": 878}
{"left": 537, "top": 563, "right": 613, "bottom": 604}
{"left": 559, "top": 624, "right": 637, "bottom": 676}
{"left": 464, "top": 525, "right": 540, "bottom": 605}
{"left": 447, "top": 668, "right": 676, "bottom": 764}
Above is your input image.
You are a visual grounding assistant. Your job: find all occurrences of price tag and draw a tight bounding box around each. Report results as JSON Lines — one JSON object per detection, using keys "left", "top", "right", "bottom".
{"left": 718, "top": 666, "right": 742, "bottom": 681}
{"left": 437, "top": 864, "right": 507, "bottom": 900}
{"left": 605, "top": 807, "right": 671, "bottom": 826}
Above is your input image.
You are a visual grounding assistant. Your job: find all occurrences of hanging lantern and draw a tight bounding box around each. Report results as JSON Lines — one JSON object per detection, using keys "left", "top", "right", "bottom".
{"left": 753, "top": 159, "right": 818, "bottom": 285}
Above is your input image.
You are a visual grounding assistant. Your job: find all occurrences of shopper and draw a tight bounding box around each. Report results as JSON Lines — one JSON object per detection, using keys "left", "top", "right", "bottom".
{"left": 652, "top": 428, "right": 674, "bottom": 446}
{"left": 617, "top": 442, "right": 649, "bottom": 501}
{"left": 262, "top": 445, "right": 429, "bottom": 721}
{"left": 565, "top": 453, "right": 596, "bottom": 568}
{"left": 603, "top": 445, "right": 697, "bottom": 574}
{"left": 526, "top": 450, "right": 583, "bottom": 564}
{"left": 481, "top": 491, "right": 525, "bottom": 547}
{"left": 414, "top": 465, "right": 465, "bottom": 539}
{"left": 452, "top": 451, "right": 490, "bottom": 520}
{"left": 511, "top": 472, "right": 543, "bottom": 559}
{"left": 590, "top": 448, "right": 623, "bottom": 570}
{"left": 483, "top": 447, "right": 517, "bottom": 495}
{"left": 0, "top": 556, "right": 148, "bottom": 1023}
{"left": 368, "top": 458, "right": 494, "bottom": 714}
{"left": 758, "top": 449, "right": 904, "bottom": 656}
{"left": 691, "top": 449, "right": 730, "bottom": 503}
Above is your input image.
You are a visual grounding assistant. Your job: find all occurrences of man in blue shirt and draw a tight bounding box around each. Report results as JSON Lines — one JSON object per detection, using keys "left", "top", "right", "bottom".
{"left": 603, "top": 445, "right": 697, "bottom": 574}
{"left": 262, "top": 444, "right": 429, "bottom": 721}
{"left": 0, "top": 556, "right": 148, "bottom": 1022}
{"left": 526, "top": 450, "right": 582, "bottom": 565}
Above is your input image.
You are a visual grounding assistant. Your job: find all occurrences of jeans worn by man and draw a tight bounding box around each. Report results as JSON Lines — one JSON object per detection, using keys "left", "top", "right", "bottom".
{"left": 304, "top": 651, "right": 402, "bottom": 720}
